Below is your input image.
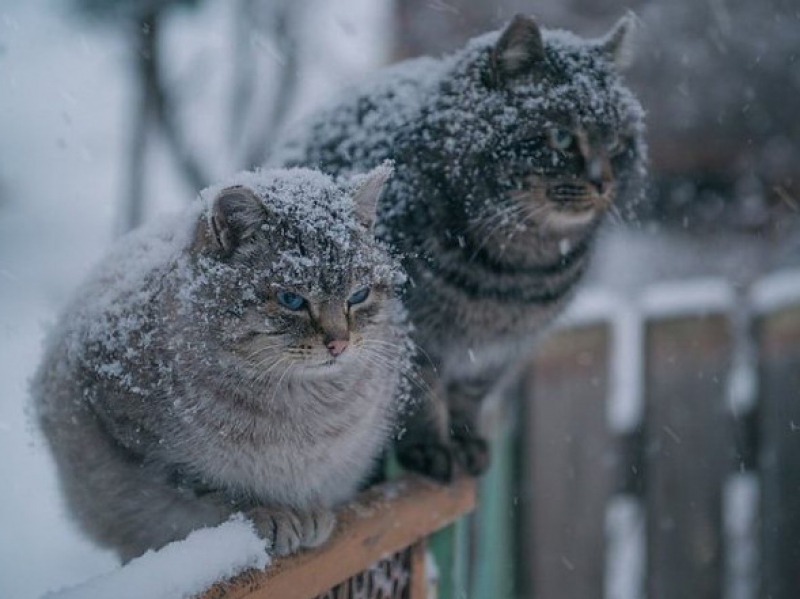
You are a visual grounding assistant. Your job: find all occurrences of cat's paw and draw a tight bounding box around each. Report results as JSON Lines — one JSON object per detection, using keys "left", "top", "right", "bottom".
{"left": 451, "top": 434, "right": 490, "bottom": 477}
{"left": 396, "top": 441, "right": 456, "bottom": 483}
{"left": 247, "top": 506, "right": 336, "bottom": 556}
{"left": 298, "top": 507, "right": 337, "bottom": 549}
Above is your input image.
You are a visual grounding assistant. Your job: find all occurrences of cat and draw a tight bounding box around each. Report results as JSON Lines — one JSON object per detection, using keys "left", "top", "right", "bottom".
{"left": 31, "top": 164, "right": 411, "bottom": 562}
{"left": 271, "top": 14, "right": 647, "bottom": 481}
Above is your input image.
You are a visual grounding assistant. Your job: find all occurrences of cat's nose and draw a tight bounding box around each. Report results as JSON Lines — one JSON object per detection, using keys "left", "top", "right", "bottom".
{"left": 326, "top": 338, "right": 349, "bottom": 357}
{"left": 586, "top": 157, "right": 610, "bottom": 195}
{"left": 590, "top": 178, "right": 606, "bottom": 195}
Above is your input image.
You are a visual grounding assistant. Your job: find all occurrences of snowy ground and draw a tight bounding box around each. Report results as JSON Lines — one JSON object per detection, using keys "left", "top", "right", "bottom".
{"left": 0, "top": 1, "right": 389, "bottom": 597}
{"left": 0, "top": 4, "right": 126, "bottom": 596}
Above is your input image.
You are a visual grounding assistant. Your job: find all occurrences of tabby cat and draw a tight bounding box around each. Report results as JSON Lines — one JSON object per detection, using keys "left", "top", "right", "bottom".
{"left": 272, "top": 15, "right": 646, "bottom": 481}
{"left": 32, "top": 165, "right": 409, "bottom": 561}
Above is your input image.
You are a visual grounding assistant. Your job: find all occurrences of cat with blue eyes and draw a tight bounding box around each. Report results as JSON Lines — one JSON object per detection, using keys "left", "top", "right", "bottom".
{"left": 32, "top": 165, "right": 410, "bottom": 561}
{"left": 272, "top": 15, "right": 647, "bottom": 481}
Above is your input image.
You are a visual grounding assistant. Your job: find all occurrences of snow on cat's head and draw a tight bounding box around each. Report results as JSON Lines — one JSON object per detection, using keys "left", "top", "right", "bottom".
{"left": 408, "top": 13, "right": 646, "bottom": 239}
{"left": 188, "top": 164, "right": 407, "bottom": 372}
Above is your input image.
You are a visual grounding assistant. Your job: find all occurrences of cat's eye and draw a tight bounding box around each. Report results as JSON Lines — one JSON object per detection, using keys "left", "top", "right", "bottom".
{"left": 276, "top": 290, "right": 306, "bottom": 311}
{"left": 550, "top": 128, "right": 575, "bottom": 151}
{"left": 347, "top": 287, "right": 371, "bottom": 306}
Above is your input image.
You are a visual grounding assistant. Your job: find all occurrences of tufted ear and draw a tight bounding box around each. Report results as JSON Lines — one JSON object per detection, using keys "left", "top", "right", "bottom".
{"left": 599, "top": 12, "right": 638, "bottom": 70}
{"left": 351, "top": 162, "right": 393, "bottom": 230}
{"left": 491, "top": 15, "right": 545, "bottom": 83}
{"left": 207, "top": 185, "right": 266, "bottom": 255}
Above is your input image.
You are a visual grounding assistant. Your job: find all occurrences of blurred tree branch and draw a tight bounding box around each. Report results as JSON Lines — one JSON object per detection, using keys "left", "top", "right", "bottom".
{"left": 237, "top": 0, "right": 303, "bottom": 169}
{"left": 73, "top": 0, "right": 306, "bottom": 232}
{"left": 124, "top": 15, "right": 151, "bottom": 231}
{"left": 137, "top": 10, "right": 211, "bottom": 193}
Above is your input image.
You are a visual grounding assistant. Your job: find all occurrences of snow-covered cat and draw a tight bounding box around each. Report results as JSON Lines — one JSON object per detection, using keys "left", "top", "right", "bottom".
{"left": 32, "top": 165, "right": 409, "bottom": 561}
{"left": 272, "top": 15, "right": 647, "bottom": 481}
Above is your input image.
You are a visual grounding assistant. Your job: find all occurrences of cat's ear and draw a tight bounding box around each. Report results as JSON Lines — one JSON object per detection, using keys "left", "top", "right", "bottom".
{"left": 351, "top": 162, "right": 393, "bottom": 230}
{"left": 205, "top": 185, "right": 266, "bottom": 255}
{"left": 491, "top": 15, "right": 545, "bottom": 84}
{"left": 599, "top": 12, "right": 638, "bottom": 70}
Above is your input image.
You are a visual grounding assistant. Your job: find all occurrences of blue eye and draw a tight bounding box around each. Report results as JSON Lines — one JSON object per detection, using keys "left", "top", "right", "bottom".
{"left": 550, "top": 128, "right": 575, "bottom": 151}
{"left": 276, "top": 290, "right": 306, "bottom": 311}
{"left": 347, "top": 287, "right": 370, "bottom": 306}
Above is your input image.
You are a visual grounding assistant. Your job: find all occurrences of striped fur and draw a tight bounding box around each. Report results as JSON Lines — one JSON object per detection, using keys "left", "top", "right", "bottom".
{"left": 272, "top": 16, "right": 646, "bottom": 480}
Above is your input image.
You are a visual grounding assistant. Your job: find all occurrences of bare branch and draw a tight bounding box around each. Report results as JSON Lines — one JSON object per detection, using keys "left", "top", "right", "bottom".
{"left": 138, "top": 10, "right": 211, "bottom": 192}
{"left": 228, "top": 0, "right": 258, "bottom": 147}
{"left": 121, "top": 61, "right": 151, "bottom": 233}
{"left": 241, "top": 0, "right": 303, "bottom": 169}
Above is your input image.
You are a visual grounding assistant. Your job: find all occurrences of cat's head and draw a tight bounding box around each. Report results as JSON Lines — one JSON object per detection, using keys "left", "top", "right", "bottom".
{"left": 188, "top": 164, "right": 406, "bottom": 380}
{"left": 412, "top": 13, "right": 646, "bottom": 246}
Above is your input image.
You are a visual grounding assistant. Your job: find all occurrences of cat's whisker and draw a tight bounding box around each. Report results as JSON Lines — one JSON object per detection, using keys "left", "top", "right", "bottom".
{"left": 519, "top": 200, "right": 552, "bottom": 220}
{"left": 462, "top": 205, "right": 517, "bottom": 242}
{"left": 469, "top": 202, "right": 528, "bottom": 240}
{"left": 251, "top": 352, "right": 286, "bottom": 378}
{"left": 268, "top": 362, "right": 296, "bottom": 404}
{"left": 520, "top": 201, "right": 557, "bottom": 224}
{"left": 359, "top": 338, "right": 436, "bottom": 376}
{"left": 359, "top": 352, "right": 411, "bottom": 389}
{"left": 469, "top": 203, "right": 534, "bottom": 260}
{"left": 359, "top": 337, "right": 432, "bottom": 367}
{"left": 464, "top": 206, "right": 523, "bottom": 258}
{"left": 469, "top": 207, "right": 514, "bottom": 237}
{"left": 478, "top": 202, "right": 553, "bottom": 260}
{"left": 359, "top": 349, "right": 434, "bottom": 398}
{"left": 243, "top": 341, "right": 285, "bottom": 363}
{"left": 251, "top": 355, "right": 293, "bottom": 388}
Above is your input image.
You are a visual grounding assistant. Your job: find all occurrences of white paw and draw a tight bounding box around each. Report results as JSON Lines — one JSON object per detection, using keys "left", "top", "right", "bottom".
{"left": 248, "top": 506, "right": 336, "bottom": 556}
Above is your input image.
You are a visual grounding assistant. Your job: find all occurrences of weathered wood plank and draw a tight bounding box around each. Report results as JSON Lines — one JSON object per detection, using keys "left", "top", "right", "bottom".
{"left": 644, "top": 314, "right": 732, "bottom": 599}
{"left": 524, "top": 324, "right": 614, "bottom": 599}
{"left": 197, "top": 475, "right": 476, "bottom": 599}
{"left": 757, "top": 302, "right": 800, "bottom": 599}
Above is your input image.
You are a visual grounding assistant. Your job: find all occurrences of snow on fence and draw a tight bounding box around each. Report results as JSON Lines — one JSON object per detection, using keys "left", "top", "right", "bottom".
{"left": 43, "top": 517, "right": 271, "bottom": 599}
{"left": 46, "top": 476, "right": 475, "bottom": 599}
{"left": 519, "top": 270, "right": 800, "bottom": 599}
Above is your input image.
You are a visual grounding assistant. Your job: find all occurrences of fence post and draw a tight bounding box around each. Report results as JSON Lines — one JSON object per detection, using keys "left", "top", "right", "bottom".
{"left": 753, "top": 272, "right": 800, "bottom": 599}
{"left": 523, "top": 322, "right": 614, "bottom": 599}
{"left": 642, "top": 282, "right": 734, "bottom": 599}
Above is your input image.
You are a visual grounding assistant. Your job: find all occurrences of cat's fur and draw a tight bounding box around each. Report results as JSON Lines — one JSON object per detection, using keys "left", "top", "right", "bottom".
{"left": 272, "top": 15, "right": 646, "bottom": 480}
{"left": 32, "top": 165, "right": 410, "bottom": 561}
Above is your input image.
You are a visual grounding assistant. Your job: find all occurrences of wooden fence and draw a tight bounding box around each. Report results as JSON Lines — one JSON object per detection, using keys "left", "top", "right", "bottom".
{"left": 515, "top": 270, "right": 800, "bottom": 599}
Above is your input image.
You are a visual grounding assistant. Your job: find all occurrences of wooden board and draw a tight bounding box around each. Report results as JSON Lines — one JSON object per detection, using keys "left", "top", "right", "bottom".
{"left": 644, "top": 314, "right": 732, "bottom": 599}
{"left": 524, "top": 324, "right": 614, "bottom": 599}
{"left": 197, "top": 476, "right": 476, "bottom": 599}
{"left": 757, "top": 303, "right": 800, "bottom": 599}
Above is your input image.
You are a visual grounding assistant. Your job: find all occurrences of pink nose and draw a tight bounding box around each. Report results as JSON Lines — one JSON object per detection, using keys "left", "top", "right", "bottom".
{"left": 327, "top": 339, "right": 348, "bottom": 357}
